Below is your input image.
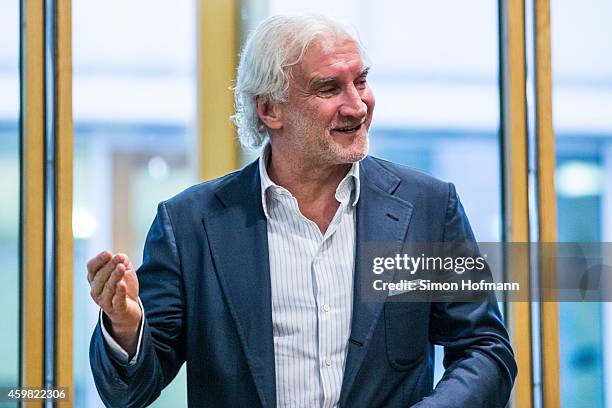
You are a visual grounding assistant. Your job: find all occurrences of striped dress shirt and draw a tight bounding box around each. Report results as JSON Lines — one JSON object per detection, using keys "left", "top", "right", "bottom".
{"left": 259, "top": 146, "right": 359, "bottom": 408}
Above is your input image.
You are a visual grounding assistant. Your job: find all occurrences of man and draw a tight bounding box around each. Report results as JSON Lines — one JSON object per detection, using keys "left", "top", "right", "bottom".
{"left": 89, "top": 14, "right": 516, "bottom": 407}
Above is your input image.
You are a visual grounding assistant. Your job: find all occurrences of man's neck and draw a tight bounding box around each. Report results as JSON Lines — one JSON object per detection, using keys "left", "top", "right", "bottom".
{"left": 266, "top": 147, "right": 351, "bottom": 234}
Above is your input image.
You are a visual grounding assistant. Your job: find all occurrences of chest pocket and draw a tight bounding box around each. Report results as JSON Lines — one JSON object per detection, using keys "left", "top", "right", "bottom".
{"left": 384, "top": 302, "right": 430, "bottom": 371}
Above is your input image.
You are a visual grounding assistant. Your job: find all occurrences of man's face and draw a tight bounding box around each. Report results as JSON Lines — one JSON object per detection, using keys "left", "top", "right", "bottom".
{"left": 273, "top": 35, "right": 375, "bottom": 166}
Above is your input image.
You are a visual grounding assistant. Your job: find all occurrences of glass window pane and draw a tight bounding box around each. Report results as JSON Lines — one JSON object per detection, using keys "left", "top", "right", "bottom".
{"left": 72, "top": 1, "right": 197, "bottom": 406}
{"left": 0, "top": 1, "right": 21, "bottom": 403}
{"left": 551, "top": 0, "right": 612, "bottom": 406}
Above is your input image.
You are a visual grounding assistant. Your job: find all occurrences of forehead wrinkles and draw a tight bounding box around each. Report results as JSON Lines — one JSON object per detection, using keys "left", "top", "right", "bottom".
{"left": 290, "top": 37, "right": 364, "bottom": 86}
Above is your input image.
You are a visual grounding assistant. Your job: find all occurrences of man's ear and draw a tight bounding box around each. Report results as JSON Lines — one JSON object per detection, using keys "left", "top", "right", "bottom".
{"left": 256, "top": 96, "right": 283, "bottom": 130}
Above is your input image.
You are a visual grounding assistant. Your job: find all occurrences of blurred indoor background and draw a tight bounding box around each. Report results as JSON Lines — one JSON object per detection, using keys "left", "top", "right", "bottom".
{"left": 1, "top": 0, "right": 611, "bottom": 406}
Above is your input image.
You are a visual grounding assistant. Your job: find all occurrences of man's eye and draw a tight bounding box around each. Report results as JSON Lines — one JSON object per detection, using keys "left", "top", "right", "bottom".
{"left": 355, "top": 79, "right": 367, "bottom": 89}
{"left": 319, "top": 87, "right": 337, "bottom": 94}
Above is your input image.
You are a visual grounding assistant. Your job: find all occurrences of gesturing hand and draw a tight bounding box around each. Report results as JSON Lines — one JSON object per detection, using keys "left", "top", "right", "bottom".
{"left": 87, "top": 251, "right": 142, "bottom": 355}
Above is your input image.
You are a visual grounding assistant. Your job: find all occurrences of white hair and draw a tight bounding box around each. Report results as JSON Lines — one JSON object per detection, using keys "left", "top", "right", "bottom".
{"left": 232, "top": 13, "right": 367, "bottom": 150}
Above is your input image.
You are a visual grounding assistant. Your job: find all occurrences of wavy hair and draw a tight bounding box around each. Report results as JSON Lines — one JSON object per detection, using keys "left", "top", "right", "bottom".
{"left": 231, "top": 14, "right": 366, "bottom": 150}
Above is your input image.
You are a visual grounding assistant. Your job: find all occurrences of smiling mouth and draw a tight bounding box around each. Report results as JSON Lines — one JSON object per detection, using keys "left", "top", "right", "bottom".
{"left": 333, "top": 123, "right": 363, "bottom": 133}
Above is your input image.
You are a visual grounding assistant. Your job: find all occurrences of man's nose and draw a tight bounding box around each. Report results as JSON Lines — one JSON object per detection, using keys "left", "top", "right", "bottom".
{"left": 339, "top": 85, "right": 367, "bottom": 118}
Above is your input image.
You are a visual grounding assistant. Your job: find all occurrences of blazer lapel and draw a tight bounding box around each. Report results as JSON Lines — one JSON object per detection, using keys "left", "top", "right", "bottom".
{"left": 340, "top": 157, "right": 414, "bottom": 406}
{"left": 200, "top": 157, "right": 415, "bottom": 407}
{"left": 202, "top": 161, "right": 276, "bottom": 408}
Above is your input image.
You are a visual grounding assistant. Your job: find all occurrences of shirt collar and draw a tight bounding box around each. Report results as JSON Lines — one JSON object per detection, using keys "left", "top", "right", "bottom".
{"left": 258, "top": 144, "right": 361, "bottom": 218}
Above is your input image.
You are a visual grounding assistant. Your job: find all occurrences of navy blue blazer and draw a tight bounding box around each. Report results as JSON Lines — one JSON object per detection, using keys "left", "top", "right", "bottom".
{"left": 90, "top": 156, "right": 516, "bottom": 407}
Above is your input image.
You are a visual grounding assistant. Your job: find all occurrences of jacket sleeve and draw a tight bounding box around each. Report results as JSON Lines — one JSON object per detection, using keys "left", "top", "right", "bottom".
{"left": 414, "top": 183, "right": 517, "bottom": 408}
{"left": 90, "top": 201, "right": 186, "bottom": 407}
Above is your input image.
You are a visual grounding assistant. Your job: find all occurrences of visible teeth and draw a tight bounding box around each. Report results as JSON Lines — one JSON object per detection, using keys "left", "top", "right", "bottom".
{"left": 336, "top": 125, "right": 359, "bottom": 131}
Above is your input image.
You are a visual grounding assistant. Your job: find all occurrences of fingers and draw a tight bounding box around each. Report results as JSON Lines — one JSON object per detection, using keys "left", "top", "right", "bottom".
{"left": 112, "top": 281, "right": 128, "bottom": 314}
{"left": 98, "top": 263, "right": 126, "bottom": 312}
{"left": 90, "top": 259, "right": 117, "bottom": 300}
{"left": 87, "top": 251, "right": 112, "bottom": 283}
{"left": 89, "top": 253, "right": 131, "bottom": 301}
{"left": 113, "top": 253, "right": 129, "bottom": 266}
{"left": 115, "top": 253, "right": 134, "bottom": 277}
